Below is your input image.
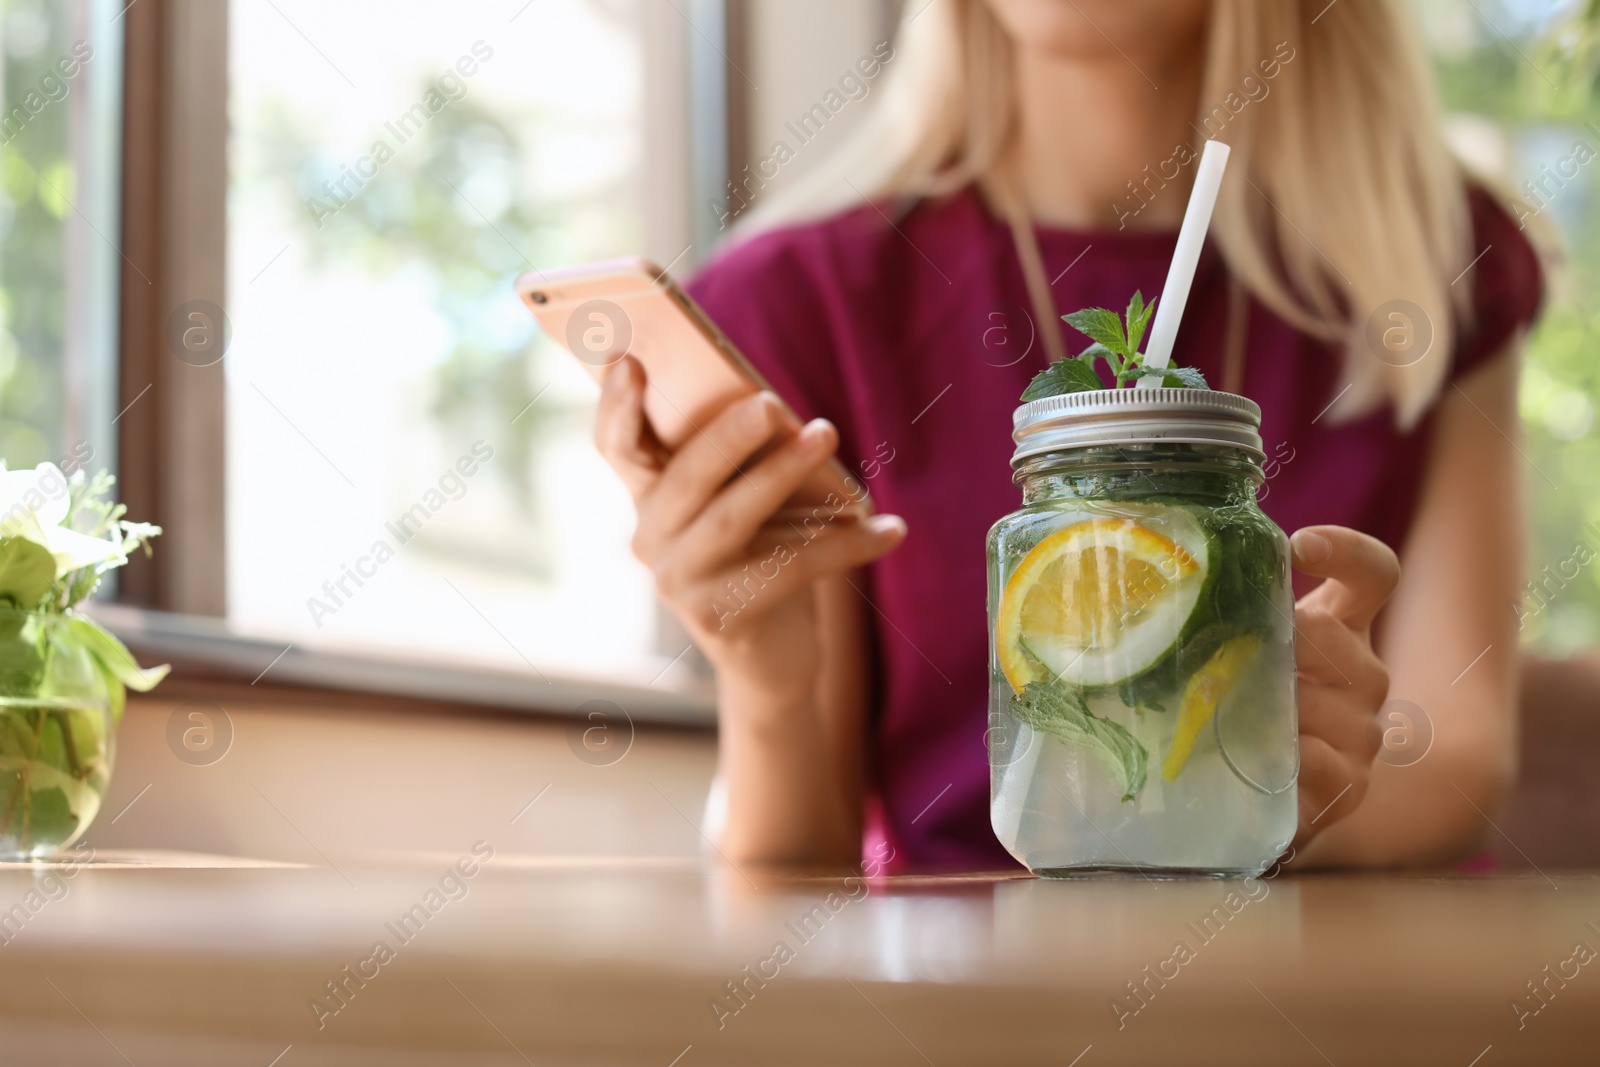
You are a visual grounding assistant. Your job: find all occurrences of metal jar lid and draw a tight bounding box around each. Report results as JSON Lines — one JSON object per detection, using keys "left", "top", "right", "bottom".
{"left": 1011, "top": 388, "right": 1264, "bottom": 467}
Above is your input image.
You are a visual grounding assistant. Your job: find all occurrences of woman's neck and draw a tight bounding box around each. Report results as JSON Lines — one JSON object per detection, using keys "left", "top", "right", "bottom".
{"left": 1008, "top": 44, "right": 1204, "bottom": 231}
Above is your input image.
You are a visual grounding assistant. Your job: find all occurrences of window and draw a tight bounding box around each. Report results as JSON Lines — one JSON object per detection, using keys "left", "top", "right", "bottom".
{"left": 226, "top": 0, "right": 697, "bottom": 688}
{"left": 0, "top": 0, "right": 121, "bottom": 481}
{"left": 1419, "top": 0, "right": 1600, "bottom": 653}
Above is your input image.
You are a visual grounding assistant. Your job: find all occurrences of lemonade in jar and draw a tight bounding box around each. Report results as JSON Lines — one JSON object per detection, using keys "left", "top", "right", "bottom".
{"left": 986, "top": 302, "right": 1297, "bottom": 876}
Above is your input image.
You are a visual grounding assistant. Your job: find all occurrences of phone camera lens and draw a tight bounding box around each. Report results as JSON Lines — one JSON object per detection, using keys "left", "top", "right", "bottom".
{"left": 530, "top": 291, "right": 549, "bottom": 305}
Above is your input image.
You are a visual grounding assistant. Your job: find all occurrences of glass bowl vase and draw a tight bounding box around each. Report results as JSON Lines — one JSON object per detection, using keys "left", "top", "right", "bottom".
{"left": 0, "top": 610, "right": 115, "bottom": 860}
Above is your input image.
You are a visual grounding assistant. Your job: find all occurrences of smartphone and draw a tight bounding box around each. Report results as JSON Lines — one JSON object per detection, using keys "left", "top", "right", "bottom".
{"left": 515, "top": 257, "right": 870, "bottom": 519}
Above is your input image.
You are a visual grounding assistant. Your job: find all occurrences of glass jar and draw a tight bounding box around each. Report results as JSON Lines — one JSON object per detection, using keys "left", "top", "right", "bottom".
{"left": 986, "top": 389, "right": 1297, "bottom": 876}
{"left": 0, "top": 611, "right": 115, "bottom": 859}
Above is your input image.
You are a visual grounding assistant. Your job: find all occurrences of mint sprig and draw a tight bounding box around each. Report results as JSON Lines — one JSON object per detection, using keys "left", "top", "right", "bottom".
{"left": 1020, "top": 290, "right": 1210, "bottom": 401}
{"left": 1009, "top": 680, "right": 1149, "bottom": 801}
{"left": 1066, "top": 290, "right": 1155, "bottom": 385}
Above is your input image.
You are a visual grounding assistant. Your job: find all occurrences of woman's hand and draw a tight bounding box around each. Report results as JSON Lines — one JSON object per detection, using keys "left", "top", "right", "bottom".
{"left": 1288, "top": 524, "right": 1401, "bottom": 850}
{"left": 594, "top": 356, "right": 905, "bottom": 691}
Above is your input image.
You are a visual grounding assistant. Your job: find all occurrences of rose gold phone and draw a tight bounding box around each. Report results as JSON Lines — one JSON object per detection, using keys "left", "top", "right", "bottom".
{"left": 515, "top": 257, "right": 870, "bottom": 519}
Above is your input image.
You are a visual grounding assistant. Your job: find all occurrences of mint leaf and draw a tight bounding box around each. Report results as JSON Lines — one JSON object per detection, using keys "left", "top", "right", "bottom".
{"left": 1062, "top": 308, "right": 1128, "bottom": 356}
{"left": 1163, "top": 366, "right": 1209, "bottom": 389}
{"left": 1076, "top": 342, "right": 1115, "bottom": 365}
{"left": 1008, "top": 681, "right": 1149, "bottom": 800}
{"left": 1137, "top": 365, "right": 1210, "bottom": 389}
{"left": 1134, "top": 365, "right": 1207, "bottom": 389}
{"left": 0, "top": 537, "right": 56, "bottom": 614}
{"left": 1021, "top": 358, "right": 1105, "bottom": 401}
{"left": 1125, "top": 291, "right": 1156, "bottom": 355}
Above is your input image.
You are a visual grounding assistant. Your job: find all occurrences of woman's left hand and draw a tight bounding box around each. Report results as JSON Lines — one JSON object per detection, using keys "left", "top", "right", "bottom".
{"left": 1287, "top": 524, "right": 1401, "bottom": 848}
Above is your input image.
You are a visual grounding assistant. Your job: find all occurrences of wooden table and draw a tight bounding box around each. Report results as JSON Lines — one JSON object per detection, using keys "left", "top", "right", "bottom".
{"left": 1, "top": 851, "right": 1595, "bottom": 1066}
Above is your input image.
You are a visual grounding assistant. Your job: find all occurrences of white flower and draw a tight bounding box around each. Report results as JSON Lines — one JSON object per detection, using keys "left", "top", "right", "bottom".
{"left": 0, "top": 462, "right": 127, "bottom": 575}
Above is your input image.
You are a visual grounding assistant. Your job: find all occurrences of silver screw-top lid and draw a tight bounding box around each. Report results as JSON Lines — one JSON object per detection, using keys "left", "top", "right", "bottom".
{"left": 1011, "top": 388, "right": 1264, "bottom": 467}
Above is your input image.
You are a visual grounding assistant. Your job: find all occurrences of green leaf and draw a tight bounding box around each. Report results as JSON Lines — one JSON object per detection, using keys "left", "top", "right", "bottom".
{"left": 18, "top": 784, "right": 83, "bottom": 847}
{"left": 1135, "top": 365, "right": 1211, "bottom": 390}
{"left": 0, "top": 638, "right": 43, "bottom": 697}
{"left": 0, "top": 537, "right": 57, "bottom": 614}
{"left": 0, "top": 753, "right": 100, "bottom": 827}
{"left": 1075, "top": 342, "right": 1116, "bottom": 365}
{"left": 1164, "top": 366, "right": 1211, "bottom": 389}
{"left": 1062, "top": 307, "right": 1129, "bottom": 356}
{"left": 1125, "top": 291, "right": 1156, "bottom": 355}
{"left": 1008, "top": 681, "right": 1149, "bottom": 801}
{"left": 91, "top": 656, "right": 126, "bottom": 725}
{"left": 60, "top": 616, "right": 167, "bottom": 692}
{"left": 1020, "top": 357, "right": 1106, "bottom": 401}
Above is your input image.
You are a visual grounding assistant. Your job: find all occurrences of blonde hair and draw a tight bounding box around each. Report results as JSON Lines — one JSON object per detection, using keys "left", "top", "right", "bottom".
{"left": 739, "top": 0, "right": 1477, "bottom": 427}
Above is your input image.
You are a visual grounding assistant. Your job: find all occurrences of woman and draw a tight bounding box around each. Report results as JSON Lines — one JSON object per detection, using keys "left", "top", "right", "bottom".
{"left": 595, "top": 0, "right": 1541, "bottom": 871}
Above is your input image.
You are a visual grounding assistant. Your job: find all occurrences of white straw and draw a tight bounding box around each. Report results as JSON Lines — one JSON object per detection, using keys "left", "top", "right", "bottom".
{"left": 1137, "top": 140, "right": 1231, "bottom": 385}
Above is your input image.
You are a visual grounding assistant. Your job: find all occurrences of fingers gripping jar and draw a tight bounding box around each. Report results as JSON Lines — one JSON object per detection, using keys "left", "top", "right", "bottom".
{"left": 986, "top": 388, "right": 1298, "bottom": 877}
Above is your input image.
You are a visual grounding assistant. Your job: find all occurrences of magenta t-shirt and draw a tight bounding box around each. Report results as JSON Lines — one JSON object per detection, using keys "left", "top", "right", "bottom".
{"left": 687, "top": 185, "right": 1542, "bottom": 872}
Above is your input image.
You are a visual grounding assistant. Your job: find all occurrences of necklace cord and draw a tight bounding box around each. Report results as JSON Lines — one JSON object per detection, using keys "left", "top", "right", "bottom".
{"left": 988, "top": 175, "right": 1247, "bottom": 388}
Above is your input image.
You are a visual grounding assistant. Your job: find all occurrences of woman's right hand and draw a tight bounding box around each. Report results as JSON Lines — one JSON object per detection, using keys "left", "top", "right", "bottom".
{"left": 593, "top": 355, "right": 907, "bottom": 703}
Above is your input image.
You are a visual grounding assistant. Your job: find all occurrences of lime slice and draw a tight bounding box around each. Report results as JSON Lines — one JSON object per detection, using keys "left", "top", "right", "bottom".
{"left": 997, "top": 508, "right": 1209, "bottom": 689}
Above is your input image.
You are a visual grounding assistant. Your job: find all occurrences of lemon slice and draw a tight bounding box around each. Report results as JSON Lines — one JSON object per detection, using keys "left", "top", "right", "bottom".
{"left": 1161, "top": 633, "right": 1261, "bottom": 782}
{"left": 997, "top": 511, "right": 1208, "bottom": 690}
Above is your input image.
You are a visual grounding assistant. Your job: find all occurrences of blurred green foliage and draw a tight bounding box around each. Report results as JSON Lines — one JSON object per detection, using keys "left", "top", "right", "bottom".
{"left": 253, "top": 95, "right": 581, "bottom": 515}
{"left": 0, "top": 0, "right": 73, "bottom": 469}
{"left": 1423, "top": 0, "right": 1600, "bottom": 654}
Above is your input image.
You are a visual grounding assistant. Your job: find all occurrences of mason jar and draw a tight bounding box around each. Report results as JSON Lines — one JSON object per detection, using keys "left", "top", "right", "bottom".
{"left": 986, "top": 388, "right": 1297, "bottom": 876}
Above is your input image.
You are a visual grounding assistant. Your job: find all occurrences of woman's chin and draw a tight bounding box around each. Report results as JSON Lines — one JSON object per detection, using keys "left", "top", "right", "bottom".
{"left": 980, "top": 0, "right": 1208, "bottom": 62}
